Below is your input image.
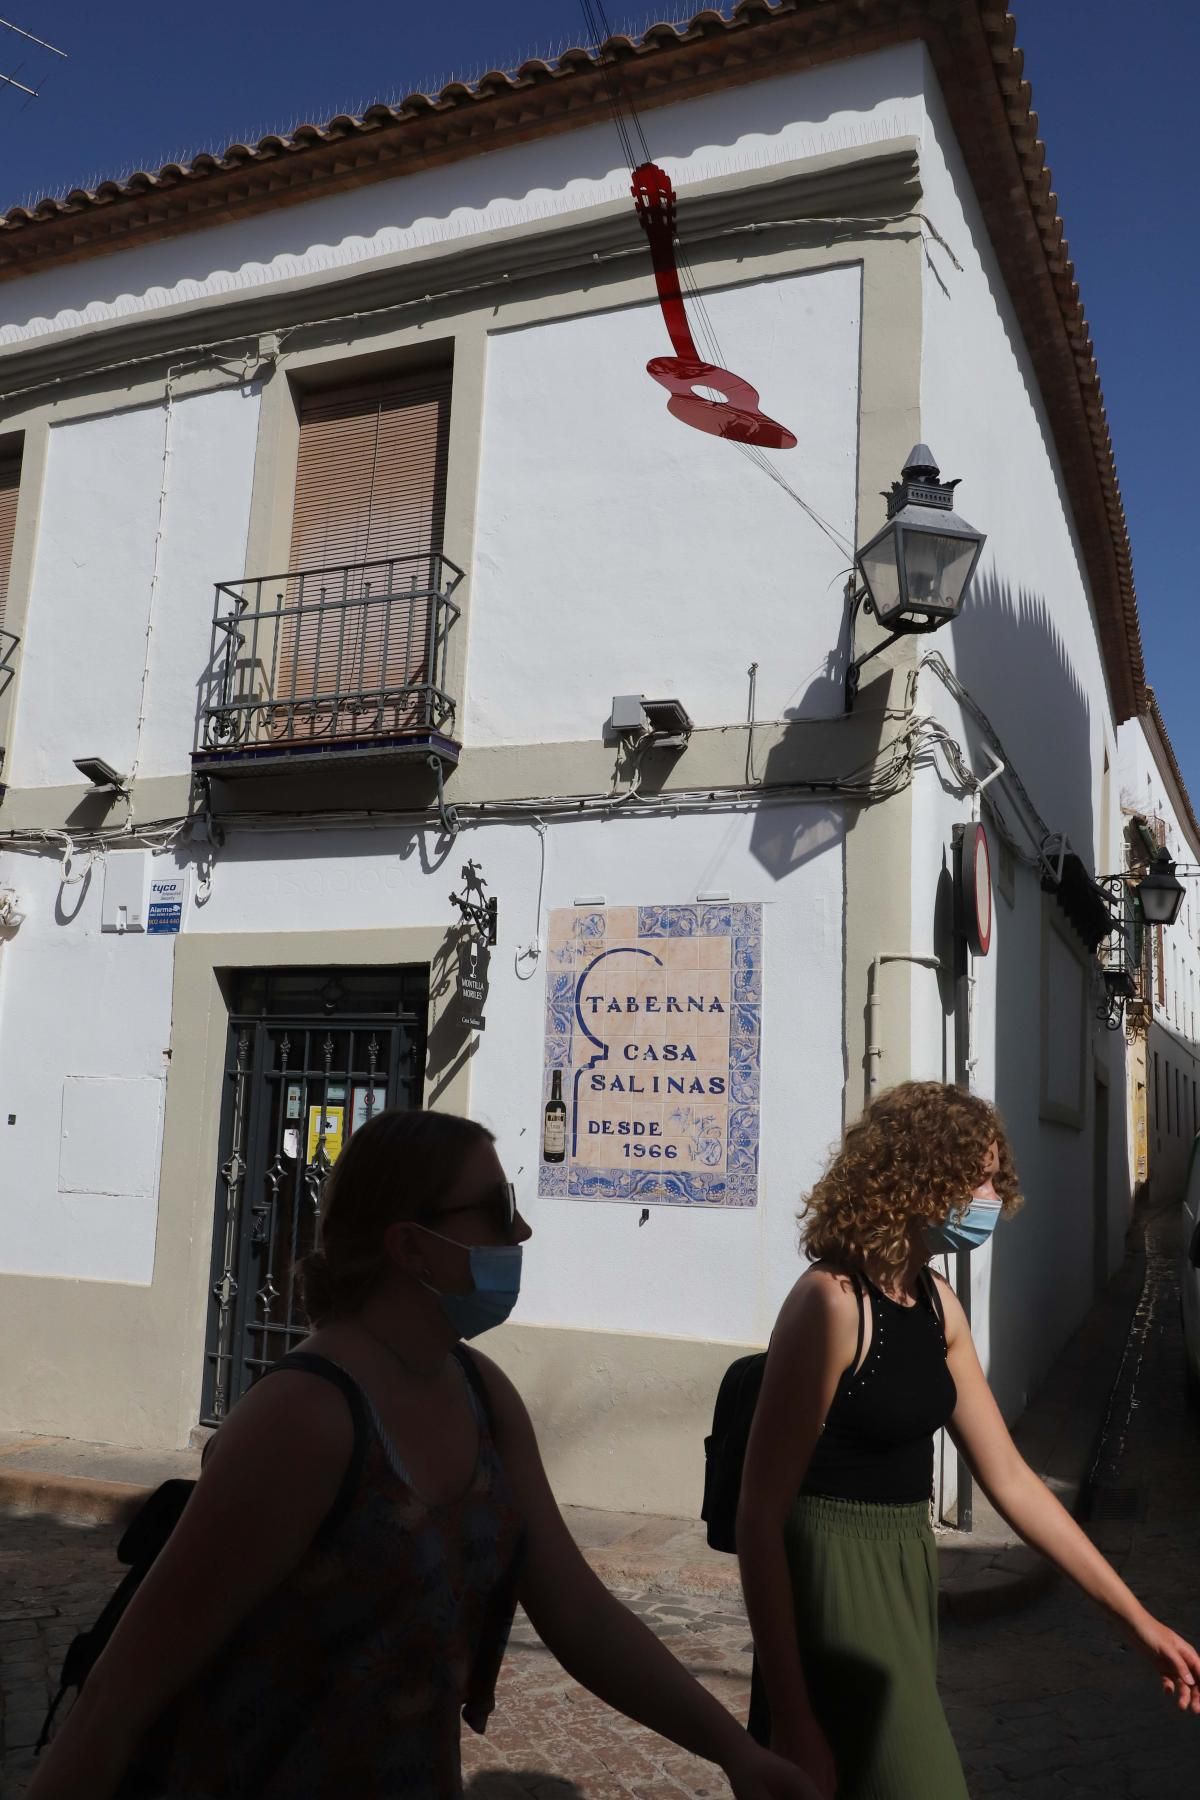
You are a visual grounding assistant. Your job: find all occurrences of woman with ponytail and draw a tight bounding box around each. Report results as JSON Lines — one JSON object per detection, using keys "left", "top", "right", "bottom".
{"left": 30, "top": 1108, "right": 820, "bottom": 1800}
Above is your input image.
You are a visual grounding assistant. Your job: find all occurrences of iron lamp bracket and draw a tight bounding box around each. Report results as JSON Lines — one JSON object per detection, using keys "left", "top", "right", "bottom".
{"left": 844, "top": 586, "right": 946, "bottom": 712}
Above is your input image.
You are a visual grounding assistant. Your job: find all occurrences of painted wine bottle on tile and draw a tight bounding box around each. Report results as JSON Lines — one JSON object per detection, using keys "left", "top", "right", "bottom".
{"left": 543, "top": 1069, "right": 567, "bottom": 1163}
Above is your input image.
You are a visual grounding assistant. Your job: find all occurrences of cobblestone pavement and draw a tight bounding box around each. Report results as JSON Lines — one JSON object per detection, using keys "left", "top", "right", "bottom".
{"left": 3, "top": 1202, "right": 1198, "bottom": 1798}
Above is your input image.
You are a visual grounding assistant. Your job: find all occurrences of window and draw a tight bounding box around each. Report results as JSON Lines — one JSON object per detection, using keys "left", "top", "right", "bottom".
{"left": 1178, "top": 1068, "right": 1183, "bottom": 1137}
{"left": 289, "top": 371, "right": 450, "bottom": 571}
{"left": 281, "top": 369, "right": 452, "bottom": 739}
{"left": 0, "top": 452, "right": 20, "bottom": 631}
{"left": 1193, "top": 1079, "right": 1197, "bottom": 1139}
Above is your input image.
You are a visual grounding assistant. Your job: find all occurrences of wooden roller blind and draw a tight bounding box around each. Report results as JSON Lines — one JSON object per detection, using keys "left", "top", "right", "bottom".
{"left": 276, "top": 374, "right": 452, "bottom": 742}
{"left": 288, "top": 371, "right": 451, "bottom": 572}
{"left": 0, "top": 456, "right": 20, "bottom": 631}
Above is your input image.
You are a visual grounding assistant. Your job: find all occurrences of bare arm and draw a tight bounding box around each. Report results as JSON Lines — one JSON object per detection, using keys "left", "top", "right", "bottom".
{"left": 941, "top": 1277, "right": 1200, "bottom": 1712}
{"left": 736, "top": 1272, "right": 857, "bottom": 1759}
{"left": 472, "top": 1352, "right": 821, "bottom": 1800}
{"left": 26, "top": 1374, "right": 354, "bottom": 1800}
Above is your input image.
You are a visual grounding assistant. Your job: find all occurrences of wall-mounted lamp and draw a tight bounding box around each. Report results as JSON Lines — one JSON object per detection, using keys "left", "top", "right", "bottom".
{"left": 1095, "top": 849, "right": 1189, "bottom": 1029}
{"left": 845, "top": 445, "right": 987, "bottom": 710}
{"left": 73, "top": 756, "right": 128, "bottom": 794}
{"left": 1132, "top": 848, "right": 1186, "bottom": 928}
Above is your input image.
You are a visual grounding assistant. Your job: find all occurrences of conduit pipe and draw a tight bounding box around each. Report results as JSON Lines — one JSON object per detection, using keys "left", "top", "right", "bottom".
{"left": 865, "top": 952, "right": 942, "bottom": 1101}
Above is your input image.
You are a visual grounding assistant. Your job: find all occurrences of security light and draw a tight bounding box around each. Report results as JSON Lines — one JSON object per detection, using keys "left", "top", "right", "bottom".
{"left": 73, "top": 757, "right": 128, "bottom": 792}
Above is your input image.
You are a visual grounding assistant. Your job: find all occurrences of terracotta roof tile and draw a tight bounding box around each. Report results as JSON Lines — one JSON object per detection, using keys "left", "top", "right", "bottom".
{"left": 0, "top": 0, "right": 1147, "bottom": 722}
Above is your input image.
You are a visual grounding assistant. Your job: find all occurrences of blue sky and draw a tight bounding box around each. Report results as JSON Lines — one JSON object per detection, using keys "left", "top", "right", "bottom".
{"left": 2, "top": 2, "right": 1196, "bottom": 796}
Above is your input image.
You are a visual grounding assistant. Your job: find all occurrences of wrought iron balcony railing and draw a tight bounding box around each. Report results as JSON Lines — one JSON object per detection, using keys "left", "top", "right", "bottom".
{"left": 194, "top": 553, "right": 463, "bottom": 768}
{"left": 0, "top": 627, "right": 18, "bottom": 696}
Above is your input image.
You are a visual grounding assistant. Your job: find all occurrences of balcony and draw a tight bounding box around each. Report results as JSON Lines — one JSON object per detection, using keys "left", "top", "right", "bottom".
{"left": 0, "top": 626, "right": 17, "bottom": 696}
{"left": 193, "top": 554, "right": 463, "bottom": 775}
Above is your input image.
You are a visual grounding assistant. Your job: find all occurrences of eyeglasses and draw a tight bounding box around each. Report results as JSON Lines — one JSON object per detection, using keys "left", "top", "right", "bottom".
{"left": 420, "top": 1180, "right": 518, "bottom": 1236}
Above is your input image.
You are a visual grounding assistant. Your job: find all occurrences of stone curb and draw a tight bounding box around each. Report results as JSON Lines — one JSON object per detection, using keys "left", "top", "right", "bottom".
{"left": 0, "top": 1469, "right": 147, "bottom": 1528}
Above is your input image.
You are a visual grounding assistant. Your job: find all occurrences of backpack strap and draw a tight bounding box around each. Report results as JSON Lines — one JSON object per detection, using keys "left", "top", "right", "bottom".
{"left": 919, "top": 1267, "right": 949, "bottom": 1353}
{"left": 451, "top": 1342, "right": 496, "bottom": 1432}
{"left": 261, "top": 1351, "right": 373, "bottom": 1540}
{"left": 36, "top": 1352, "right": 374, "bottom": 1758}
{"left": 847, "top": 1270, "right": 868, "bottom": 1375}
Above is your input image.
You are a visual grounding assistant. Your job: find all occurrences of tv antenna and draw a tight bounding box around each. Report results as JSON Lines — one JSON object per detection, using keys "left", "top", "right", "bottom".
{"left": 1, "top": 15, "right": 67, "bottom": 103}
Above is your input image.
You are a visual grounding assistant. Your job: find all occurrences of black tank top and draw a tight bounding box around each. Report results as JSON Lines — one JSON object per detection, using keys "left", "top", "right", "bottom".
{"left": 801, "top": 1269, "right": 957, "bottom": 1505}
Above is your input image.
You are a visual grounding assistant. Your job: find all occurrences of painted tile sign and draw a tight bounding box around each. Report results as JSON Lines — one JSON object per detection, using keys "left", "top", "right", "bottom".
{"left": 539, "top": 904, "right": 762, "bottom": 1206}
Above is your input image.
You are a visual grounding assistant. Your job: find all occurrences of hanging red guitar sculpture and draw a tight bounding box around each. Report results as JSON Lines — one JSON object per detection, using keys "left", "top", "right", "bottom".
{"left": 631, "top": 162, "right": 796, "bottom": 450}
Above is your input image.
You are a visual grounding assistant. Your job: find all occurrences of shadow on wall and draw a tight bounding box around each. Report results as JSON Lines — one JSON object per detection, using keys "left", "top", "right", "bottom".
{"left": 745, "top": 624, "right": 894, "bottom": 884}
{"left": 949, "top": 565, "right": 1095, "bottom": 857}
{"left": 945, "top": 568, "right": 1116, "bottom": 1417}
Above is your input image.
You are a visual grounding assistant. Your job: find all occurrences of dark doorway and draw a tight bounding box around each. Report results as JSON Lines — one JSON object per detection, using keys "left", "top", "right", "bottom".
{"left": 201, "top": 964, "right": 428, "bottom": 1423}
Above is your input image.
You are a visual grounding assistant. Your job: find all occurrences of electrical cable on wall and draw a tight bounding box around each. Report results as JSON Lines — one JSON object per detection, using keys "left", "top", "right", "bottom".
{"left": 124, "top": 365, "right": 179, "bottom": 821}
{"left": 514, "top": 818, "right": 548, "bottom": 980}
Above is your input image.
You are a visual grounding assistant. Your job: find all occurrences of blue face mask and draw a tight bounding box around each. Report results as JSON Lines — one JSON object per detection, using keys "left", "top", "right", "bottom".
{"left": 925, "top": 1194, "right": 1002, "bottom": 1257}
{"left": 420, "top": 1236, "right": 523, "bottom": 1340}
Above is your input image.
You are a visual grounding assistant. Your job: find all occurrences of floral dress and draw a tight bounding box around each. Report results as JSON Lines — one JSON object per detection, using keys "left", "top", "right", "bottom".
{"left": 116, "top": 1352, "right": 523, "bottom": 1799}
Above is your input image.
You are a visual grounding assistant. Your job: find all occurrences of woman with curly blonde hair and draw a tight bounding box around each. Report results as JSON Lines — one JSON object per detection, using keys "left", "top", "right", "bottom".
{"left": 738, "top": 1080, "right": 1200, "bottom": 1800}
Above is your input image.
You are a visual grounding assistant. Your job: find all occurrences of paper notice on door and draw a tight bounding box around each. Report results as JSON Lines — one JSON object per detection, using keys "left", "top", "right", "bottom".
{"left": 306, "top": 1105, "right": 345, "bottom": 1166}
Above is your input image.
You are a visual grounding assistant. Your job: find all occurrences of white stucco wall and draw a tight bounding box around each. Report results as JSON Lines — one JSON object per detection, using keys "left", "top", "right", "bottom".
{"left": 188, "top": 806, "right": 844, "bottom": 1346}
{"left": 0, "top": 45, "right": 923, "bottom": 348}
{"left": 904, "top": 53, "right": 1130, "bottom": 1420}
{"left": 2, "top": 802, "right": 842, "bottom": 1338}
{"left": 8, "top": 384, "right": 261, "bottom": 788}
{"left": 469, "top": 265, "right": 860, "bottom": 744}
{"left": 0, "top": 848, "right": 174, "bottom": 1282}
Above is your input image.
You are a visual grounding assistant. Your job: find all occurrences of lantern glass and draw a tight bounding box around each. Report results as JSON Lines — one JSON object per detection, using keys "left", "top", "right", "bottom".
{"left": 855, "top": 524, "right": 904, "bottom": 625}
{"left": 897, "top": 522, "right": 981, "bottom": 616}
{"left": 1137, "top": 855, "right": 1186, "bottom": 927}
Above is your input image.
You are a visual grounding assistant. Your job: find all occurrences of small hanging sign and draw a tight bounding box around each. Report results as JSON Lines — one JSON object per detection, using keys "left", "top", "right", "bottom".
{"left": 459, "top": 940, "right": 490, "bottom": 1033}
{"left": 146, "top": 874, "right": 186, "bottom": 934}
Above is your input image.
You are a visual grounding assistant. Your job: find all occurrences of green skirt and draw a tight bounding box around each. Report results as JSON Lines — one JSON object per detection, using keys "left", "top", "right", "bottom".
{"left": 757, "top": 1495, "right": 969, "bottom": 1800}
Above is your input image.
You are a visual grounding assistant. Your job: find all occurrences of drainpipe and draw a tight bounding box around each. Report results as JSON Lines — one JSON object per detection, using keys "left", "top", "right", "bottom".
{"left": 865, "top": 953, "right": 943, "bottom": 1100}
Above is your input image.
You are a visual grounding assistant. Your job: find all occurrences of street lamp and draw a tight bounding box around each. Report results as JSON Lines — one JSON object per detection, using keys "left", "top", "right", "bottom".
{"left": 1134, "top": 848, "right": 1186, "bottom": 928}
{"left": 1095, "top": 849, "right": 1188, "bottom": 1028}
{"left": 845, "top": 444, "right": 987, "bottom": 709}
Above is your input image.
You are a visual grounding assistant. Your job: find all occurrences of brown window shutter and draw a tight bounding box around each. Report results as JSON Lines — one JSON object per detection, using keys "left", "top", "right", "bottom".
{"left": 0, "top": 456, "right": 20, "bottom": 631}
{"left": 278, "top": 373, "right": 451, "bottom": 741}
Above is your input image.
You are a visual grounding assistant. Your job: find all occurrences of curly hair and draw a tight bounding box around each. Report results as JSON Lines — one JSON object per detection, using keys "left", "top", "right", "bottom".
{"left": 802, "top": 1082, "right": 1021, "bottom": 1283}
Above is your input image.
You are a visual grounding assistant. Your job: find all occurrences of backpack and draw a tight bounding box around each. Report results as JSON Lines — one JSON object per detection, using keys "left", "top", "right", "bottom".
{"left": 37, "top": 1345, "right": 495, "bottom": 1753}
{"left": 701, "top": 1268, "right": 947, "bottom": 1555}
{"left": 700, "top": 1350, "right": 767, "bottom": 1553}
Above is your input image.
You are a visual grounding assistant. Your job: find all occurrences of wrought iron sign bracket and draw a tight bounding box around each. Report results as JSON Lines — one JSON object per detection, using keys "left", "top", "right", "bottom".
{"left": 449, "top": 859, "right": 497, "bottom": 947}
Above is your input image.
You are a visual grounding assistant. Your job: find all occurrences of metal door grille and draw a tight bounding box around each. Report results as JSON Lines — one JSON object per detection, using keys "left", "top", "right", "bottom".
{"left": 201, "top": 965, "right": 428, "bottom": 1424}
